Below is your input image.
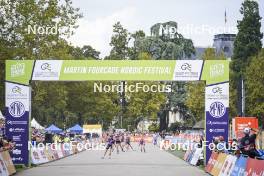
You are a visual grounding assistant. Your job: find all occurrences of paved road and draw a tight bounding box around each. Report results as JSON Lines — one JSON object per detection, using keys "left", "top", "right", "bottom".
{"left": 16, "top": 144, "right": 207, "bottom": 176}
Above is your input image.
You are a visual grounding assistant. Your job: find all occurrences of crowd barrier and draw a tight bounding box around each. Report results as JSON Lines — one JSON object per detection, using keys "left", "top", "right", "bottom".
{"left": 183, "top": 147, "right": 203, "bottom": 166}
{"left": 206, "top": 152, "right": 264, "bottom": 176}
{"left": 131, "top": 136, "right": 153, "bottom": 143}
{"left": 0, "top": 151, "right": 16, "bottom": 176}
{"left": 165, "top": 133, "right": 202, "bottom": 148}
{"left": 31, "top": 142, "right": 85, "bottom": 165}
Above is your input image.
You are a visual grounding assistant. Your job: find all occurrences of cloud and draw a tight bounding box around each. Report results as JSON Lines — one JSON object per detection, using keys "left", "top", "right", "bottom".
{"left": 68, "top": 7, "right": 137, "bottom": 58}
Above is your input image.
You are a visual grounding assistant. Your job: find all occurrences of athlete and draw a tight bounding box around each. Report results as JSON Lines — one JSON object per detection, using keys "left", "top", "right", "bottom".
{"left": 153, "top": 133, "right": 158, "bottom": 147}
{"left": 102, "top": 135, "right": 114, "bottom": 159}
{"left": 115, "top": 133, "right": 124, "bottom": 154}
{"left": 125, "top": 133, "right": 134, "bottom": 151}
{"left": 139, "top": 134, "right": 146, "bottom": 152}
{"left": 121, "top": 133, "right": 126, "bottom": 149}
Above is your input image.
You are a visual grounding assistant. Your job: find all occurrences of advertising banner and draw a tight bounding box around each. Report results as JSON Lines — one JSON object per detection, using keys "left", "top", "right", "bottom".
{"left": 210, "top": 153, "right": 228, "bottom": 176}
{"left": 5, "top": 60, "right": 228, "bottom": 83}
{"left": 1, "top": 151, "right": 16, "bottom": 175}
{"left": 172, "top": 60, "right": 203, "bottom": 81}
{"left": 219, "top": 155, "right": 237, "bottom": 176}
{"left": 39, "top": 150, "right": 49, "bottom": 163}
{"left": 230, "top": 156, "right": 248, "bottom": 176}
{"left": 0, "top": 154, "right": 9, "bottom": 176}
{"left": 234, "top": 117, "right": 258, "bottom": 139}
{"left": 205, "top": 82, "right": 229, "bottom": 163}
{"left": 5, "top": 82, "right": 30, "bottom": 165}
{"left": 83, "top": 124, "right": 102, "bottom": 135}
{"left": 205, "top": 152, "right": 219, "bottom": 173}
{"left": 190, "top": 148, "right": 203, "bottom": 165}
{"left": 245, "top": 158, "right": 264, "bottom": 176}
{"left": 31, "top": 149, "right": 41, "bottom": 165}
{"left": 5, "top": 60, "right": 34, "bottom": 85}
{"left": 44, "top": 149, "right": 54, "bottom": 161}
{"left": 183, "top": 150, "right": 192, "bottom": 161}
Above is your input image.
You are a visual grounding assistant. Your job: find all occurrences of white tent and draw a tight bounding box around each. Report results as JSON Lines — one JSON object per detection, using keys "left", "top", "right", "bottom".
{"left": 31, "top": 118, "right": 45, "bottom": 130}
{"left": 0, "top": 111, "right": 4, "bottom": 119}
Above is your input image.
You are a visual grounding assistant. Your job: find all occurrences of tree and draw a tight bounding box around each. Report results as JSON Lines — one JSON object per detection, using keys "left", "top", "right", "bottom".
{"left": 134, "top": 21, "right": 195, "bottom": 59}
{"left": 185, "top": 48, "right": 226, "bottom": 124}
{"left": 0, "top": 0, "right": 82, "bottom": 113}
{"left": 0, "top": 0, "right": 82, "bottom": 60}
{"left": 123, "top": 81, "right": 167, "bottom": 129}
{"left": 245, "top": 49, "right": 264, "bottom": 127}
{"left": 132, "top": 21, "right": 195, "bottom": 130}
{"left": 231, "top": 0, "right": 263, "bottom": 116}
{"left": 108, "top": 22, "right": 129, "bottom": 60}
{"left": 69, "top": 45, "right": 100, "bottom": 59}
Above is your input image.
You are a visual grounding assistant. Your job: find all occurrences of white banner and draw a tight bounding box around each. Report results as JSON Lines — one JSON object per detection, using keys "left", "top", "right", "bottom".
{"left": 190, "top": 148, "right": 203, "bottom": 165}
{"left": 5, "top": 82, "right": 30, "bottom": 116}
{"left": 32, "top": 60, "right": 63, "bottom": 80}
{"left": 173, "top": 60, "right": 203, "bottom": 81}
{"left": 205, "top": 82, "right": 229, "bottom": 115}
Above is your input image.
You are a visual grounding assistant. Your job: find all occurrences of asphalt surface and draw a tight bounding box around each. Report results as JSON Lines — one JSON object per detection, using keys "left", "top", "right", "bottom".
{"left": 16, "top": 143, "right": 207, "bottom": 176}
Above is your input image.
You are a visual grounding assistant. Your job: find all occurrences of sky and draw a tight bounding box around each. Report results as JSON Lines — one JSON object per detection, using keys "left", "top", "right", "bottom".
{"left": 68, "top": 0, "right": 264, "bottom": 58}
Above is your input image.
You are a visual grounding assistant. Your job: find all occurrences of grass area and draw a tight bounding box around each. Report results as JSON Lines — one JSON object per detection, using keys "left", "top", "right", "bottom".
{"left": 15, "top": 165, "right": 27, "bottom": 172}
{"left": 15, "top": 164, "right": 37, "bottom": 173}
{"left": 168, "top": 149, "right": 185, "bottom": 159}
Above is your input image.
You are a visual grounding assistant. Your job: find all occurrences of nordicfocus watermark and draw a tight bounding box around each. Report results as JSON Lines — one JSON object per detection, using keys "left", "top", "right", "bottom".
{"left": 159, "top": 140, "right": 238, "bottom": 151}
{"left": 29, "top": 141, "right": 106, "bottom": 151}
{"left": 159, "top": 24, "right": 237, "bottom": 39}
{"left": 27, "top": 23, "right": 59, "bottom": 35}
{"left": 28, "top": 140, "right": 238, "bottom": 152}
{"left": 94, "top": 82, "right": 172, "bottom": 93}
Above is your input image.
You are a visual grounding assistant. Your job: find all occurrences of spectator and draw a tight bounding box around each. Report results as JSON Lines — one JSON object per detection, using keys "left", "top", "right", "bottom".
{"left": 238, "top": 127, "right": 261, "bottom": 158}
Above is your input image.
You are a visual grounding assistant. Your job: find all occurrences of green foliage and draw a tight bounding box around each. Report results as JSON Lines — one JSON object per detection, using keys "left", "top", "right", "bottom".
{"left": 148, "top": 123, "right": 159, "bottom": 132}
{"left": 185, "top": 82, "right": 205, "bottom": 122}
{"left": 69, "top": 45, "right": 100, "bottom": 59}
{"left": 108, "top": 22, "right": 129, "bottom": 60}
{"left": 0, "top": 0, "right": 82, "bottom": 60}
{"left": 132, "top": 21, "right": 196, "bottom": 130}
{"left": 231, "top": 0, "right": 263, "bottom": 116}
{"left": 245, "top": 49, "right": 264, "bottom": 126}
{"left": 0, "top": 0, "right": 117, "bottom": 129}
{"left": 168, "top": 122, "right": 184, "bottom": 132}
{"left": 231, "top": 0, "right": 263, "bottom": 76}
{"left": 185, "top": 48, "right": 226, "bottom": 123}
{"left": 123, "top": 81, "right": 167, "bottom": 129}
{"left": 135, "top": 21, "right": 195, "bottom": 59}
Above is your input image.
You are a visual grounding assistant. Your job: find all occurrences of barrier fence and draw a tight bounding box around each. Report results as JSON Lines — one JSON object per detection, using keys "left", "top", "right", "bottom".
{"left": 206, "top": 151, "right": 264, "bottom": 176}
{"left": 0, "top": 151, "right": 16, "bottom": 176}
{"left": 166, "top": 136, "right": 264, "bottom": 175}
{"left": 130, "top": 136, "right": 153, "bottom": 143}
{"left": 30, "top": 142, "right": 86, "bottom": 165}
{"left": 183, "top": 146, "right": 264, "bottom": 175}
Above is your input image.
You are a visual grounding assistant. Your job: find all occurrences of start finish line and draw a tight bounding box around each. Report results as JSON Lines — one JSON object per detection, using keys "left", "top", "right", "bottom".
{"left": 5, "top": 59, "right": 229, "bottom": 165}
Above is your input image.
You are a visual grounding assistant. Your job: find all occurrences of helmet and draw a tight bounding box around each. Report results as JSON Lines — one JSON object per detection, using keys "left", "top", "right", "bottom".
{"left": 243, "top": 127, "right": 250, "bottom": 134}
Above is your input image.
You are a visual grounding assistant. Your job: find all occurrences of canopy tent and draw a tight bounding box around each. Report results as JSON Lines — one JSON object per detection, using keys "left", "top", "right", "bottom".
{"left": 45, "top": 124, "right": 62, "bottom": 134}
{"left": 67, "top": 124, "right": 83, "bottom": 134}
{"left": 31, "top": 118, "right": 45, "bottom": 130}
{"left": 0, "top": 111, "right": 4, "bottom": 119}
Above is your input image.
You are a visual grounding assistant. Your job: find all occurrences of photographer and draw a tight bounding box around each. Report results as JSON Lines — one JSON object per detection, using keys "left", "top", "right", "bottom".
{"left": 238, "top": 127, "right": 261, "bottom": 158}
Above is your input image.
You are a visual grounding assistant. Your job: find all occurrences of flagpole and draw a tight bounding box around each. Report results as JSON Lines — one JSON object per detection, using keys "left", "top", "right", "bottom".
{"left": 224, "top": 8, "right": 227, "bottom": 34}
